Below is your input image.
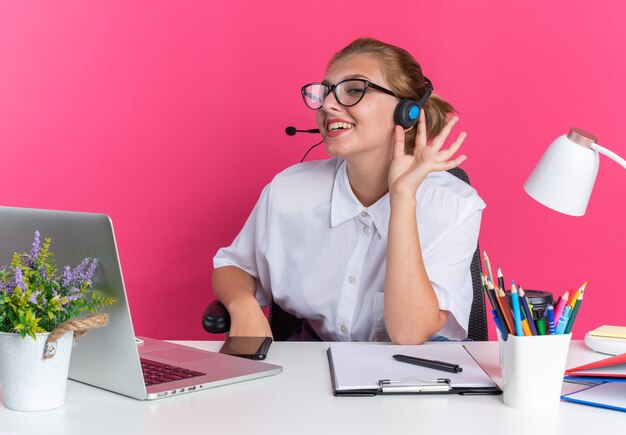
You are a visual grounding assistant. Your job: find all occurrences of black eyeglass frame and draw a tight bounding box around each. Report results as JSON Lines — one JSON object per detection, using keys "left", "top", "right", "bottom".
{"left": 300, "top": 79, "right": 397, "bottom": 110}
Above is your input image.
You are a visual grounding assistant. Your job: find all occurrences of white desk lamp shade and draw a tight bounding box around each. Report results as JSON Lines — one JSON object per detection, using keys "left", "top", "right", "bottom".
{"left": 524, "top": 128, "right": 600, "bottom": 216}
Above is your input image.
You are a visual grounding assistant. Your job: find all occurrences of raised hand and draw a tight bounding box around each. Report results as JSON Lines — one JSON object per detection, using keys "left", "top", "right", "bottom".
{"left": 388, "top": 110, "right": 467, "bottom": 197}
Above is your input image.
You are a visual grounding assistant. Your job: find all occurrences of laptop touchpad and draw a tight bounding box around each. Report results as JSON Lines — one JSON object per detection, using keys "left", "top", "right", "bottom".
{"left": 146, "top": 348, "right": 217, "bottom": 363}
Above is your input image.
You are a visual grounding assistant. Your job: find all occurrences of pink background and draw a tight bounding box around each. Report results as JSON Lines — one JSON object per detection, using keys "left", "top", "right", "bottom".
{"left": 1, "top": 1, "right": 624, "bottom": 340}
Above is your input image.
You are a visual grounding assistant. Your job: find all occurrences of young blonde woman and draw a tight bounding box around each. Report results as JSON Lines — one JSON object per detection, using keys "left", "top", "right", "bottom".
{"left": 213, "top": 38, "right": 485, "bottom": 344}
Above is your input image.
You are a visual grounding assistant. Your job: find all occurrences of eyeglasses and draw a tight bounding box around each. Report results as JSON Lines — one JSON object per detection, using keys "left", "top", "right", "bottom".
{"left": 301, "top": 79, "right": 397, "bottom": 110}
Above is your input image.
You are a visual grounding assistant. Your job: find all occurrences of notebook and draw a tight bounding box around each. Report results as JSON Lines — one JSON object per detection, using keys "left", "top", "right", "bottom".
{"left": 562, "top": 383, "right": 626, "bottom": 412}
{"left": 327, "top": 342, "right": 500, "bottom": 396}
{"left": 562, "top": 351, "right": 626, "bottom": 412}
{"left": 0, "top": 206, "right": 282, "bottom": 400}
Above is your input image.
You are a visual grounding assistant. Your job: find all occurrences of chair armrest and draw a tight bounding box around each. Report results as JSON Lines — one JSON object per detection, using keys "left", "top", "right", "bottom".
{"left": 201, "top": 300, "right": 231, "bottom": 334}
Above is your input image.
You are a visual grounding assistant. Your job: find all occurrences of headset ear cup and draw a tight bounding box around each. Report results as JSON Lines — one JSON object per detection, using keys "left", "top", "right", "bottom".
{"left": 394, "top": 99, "right": 420, "bottom": 129}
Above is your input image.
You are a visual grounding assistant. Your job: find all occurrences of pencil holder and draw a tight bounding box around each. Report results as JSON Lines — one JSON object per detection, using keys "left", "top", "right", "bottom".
{"left": 498, "top": 331, "right": 571, "bottom": 409}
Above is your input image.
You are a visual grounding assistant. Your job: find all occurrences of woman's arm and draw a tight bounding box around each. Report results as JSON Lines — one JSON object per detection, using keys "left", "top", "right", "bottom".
{"left": 212, "top": 265, "right": 273, "bottom": 338}
{"left": 384, "top": 112, "right": 466, "bottom": 344}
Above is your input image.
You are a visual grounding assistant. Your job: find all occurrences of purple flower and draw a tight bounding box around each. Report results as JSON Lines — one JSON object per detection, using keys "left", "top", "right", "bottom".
{"left": 30, "top": 231, "right": 41, "bottom": 260}
{"left": 28, "top": 291, "right": 40, "bottom": 305}
{"left": 0, "top": 278, "right": 10, "bottom": 294}
{"left": 61, "top": 265, "right": 73, "bottom": 288}
{"left": 14, "top": 268, "right": 27, "bottom": 292}
{"left": 85, "top": 259, "right": 98, "bottom": 287}
{"left": 66, "top": 292, "right": 83, "bottom": 302}
{"left": 71, "top": 258, "right": 90, "bottom": 283}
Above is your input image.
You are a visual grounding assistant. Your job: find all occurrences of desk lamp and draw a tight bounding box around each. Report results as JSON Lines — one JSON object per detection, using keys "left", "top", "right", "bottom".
{"left": 524, "top": 128, "right": 626, "bottom": 216}
{"left": 524, "top": 128, "right": 626, "bottom": 354}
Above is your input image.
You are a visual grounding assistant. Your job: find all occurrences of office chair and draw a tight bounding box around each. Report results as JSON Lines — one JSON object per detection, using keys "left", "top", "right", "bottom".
{"left": 202, "top": 167, "right": 488, "bottom": 341}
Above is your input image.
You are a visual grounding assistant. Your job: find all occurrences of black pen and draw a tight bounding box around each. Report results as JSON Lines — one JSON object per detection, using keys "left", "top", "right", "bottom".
{"left": 393, "top": 354, "right": 463, "bottom": 373}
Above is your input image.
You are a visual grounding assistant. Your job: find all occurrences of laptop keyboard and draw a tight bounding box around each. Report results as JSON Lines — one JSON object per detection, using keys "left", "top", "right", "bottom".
{"left": 141, "top": 358, "right": 206, "bottom": 386}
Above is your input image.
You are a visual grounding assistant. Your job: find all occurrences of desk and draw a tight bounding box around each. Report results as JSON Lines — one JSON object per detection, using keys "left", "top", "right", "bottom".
{"left": 0, "top": 341, "right": 622, "bottom": 435}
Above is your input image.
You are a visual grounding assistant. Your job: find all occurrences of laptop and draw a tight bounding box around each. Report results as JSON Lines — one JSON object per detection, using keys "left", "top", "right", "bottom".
{"left": 0, "top": 206, "right": 282, "bottom": 400}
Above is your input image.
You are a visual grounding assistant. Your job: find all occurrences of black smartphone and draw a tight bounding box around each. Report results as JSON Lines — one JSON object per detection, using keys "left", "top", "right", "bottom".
{"left": 219, "top": 336, "right": 273, "bottom": 360}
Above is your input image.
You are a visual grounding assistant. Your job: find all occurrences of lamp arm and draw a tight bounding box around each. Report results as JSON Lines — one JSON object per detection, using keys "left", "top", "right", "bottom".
{"left": 591, "top": 143, "right": 626, "bottom": 170}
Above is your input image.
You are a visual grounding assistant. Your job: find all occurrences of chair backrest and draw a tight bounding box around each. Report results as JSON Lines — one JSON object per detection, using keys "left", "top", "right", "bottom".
{"left": 269, "top": 167, "right": 487, "bottom": 341}
{"left": 448, "top": 167, "right": 488, "bottom": 342}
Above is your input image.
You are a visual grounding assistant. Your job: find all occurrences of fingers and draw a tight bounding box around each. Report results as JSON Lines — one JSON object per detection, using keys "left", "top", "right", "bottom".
{"left": 416, "top": 109, "right": 427, "bottom": 148}
{"left": 445, "top": 154, "right": 467, "bottom": 170}
{"left": 438, "top": 131, "right": 467, "bottom": 160}
{"left": 431, "top": 115, "right": 459, "bottom": 151}
{"left": 393, "top": 125, "right": 406, "bottom": 159}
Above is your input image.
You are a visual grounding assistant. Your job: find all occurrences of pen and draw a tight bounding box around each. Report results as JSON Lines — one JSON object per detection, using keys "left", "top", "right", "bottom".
{"left": 547, "top": 305, "right": 556, "bottom": 334}
{"left": 393, "top": 354, "right": 463, "bottom": 373}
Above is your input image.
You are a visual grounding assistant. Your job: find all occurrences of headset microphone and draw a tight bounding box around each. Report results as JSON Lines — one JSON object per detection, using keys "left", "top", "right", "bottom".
{"left": 285, "top": 126, "right": 323, "bottom": 162}
{"left": 285, "top": 126, "right": 320, "bottom": 136}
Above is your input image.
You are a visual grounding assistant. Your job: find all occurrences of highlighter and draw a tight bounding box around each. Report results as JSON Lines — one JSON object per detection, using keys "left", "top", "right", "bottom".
{"left": 555, "top": 305, "right": 572, "bottom": 335}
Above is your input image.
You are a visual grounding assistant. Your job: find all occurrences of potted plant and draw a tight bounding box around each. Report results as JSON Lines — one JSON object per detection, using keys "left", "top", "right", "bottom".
{"left": 0, "top": 231, "right": 115, "bottom": 411}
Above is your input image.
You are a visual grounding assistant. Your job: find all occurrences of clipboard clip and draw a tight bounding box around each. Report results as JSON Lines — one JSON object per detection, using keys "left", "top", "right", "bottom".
{"left": 378, "top": 376, "right": 452, "bottom": 393}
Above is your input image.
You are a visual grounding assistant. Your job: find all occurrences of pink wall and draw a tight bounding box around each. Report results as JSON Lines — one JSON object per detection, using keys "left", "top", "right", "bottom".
{"left": 1, "top": 1, "right": 624, "bottom": 340}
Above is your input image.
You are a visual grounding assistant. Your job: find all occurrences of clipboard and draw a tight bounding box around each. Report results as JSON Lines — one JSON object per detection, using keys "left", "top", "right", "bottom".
{"left": 327, "top": 342, "right": 501, "bottom": 396}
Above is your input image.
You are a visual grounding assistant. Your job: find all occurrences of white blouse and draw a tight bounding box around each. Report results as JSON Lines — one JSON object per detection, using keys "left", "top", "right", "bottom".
{"left": 214, "top": 158, "right": 486, "bottom": 341}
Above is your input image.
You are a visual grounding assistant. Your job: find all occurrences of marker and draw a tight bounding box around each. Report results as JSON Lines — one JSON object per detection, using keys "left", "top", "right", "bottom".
{"left": 553, "top": 290, "right": 569, "bottom": 325}
{"left": 393, "top": 354, "right": 462, "bottom": 373}
{"left": 564, "top": 289, "right": 585, "bottom": 334}
{"left": 536, "top": 318, "right": 547, "bottom": 335}
{"left": 510, "top": 281, "right": 524, "bottom": 337}
{"left": 555, "top": 305, "right": 572, "bottom": 334}
{"left": 547, "top": 305, "right": 556, "bottom": 334}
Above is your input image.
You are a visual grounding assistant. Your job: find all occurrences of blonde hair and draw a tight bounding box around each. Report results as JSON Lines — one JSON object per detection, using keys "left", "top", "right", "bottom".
{"left": 330, "top": 38, "right": 455, "bottom": 153}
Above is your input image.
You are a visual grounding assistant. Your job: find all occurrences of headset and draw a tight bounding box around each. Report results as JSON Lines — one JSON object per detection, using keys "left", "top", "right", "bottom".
{"left": 394, "top": 77, "right": 433, "bottom": 129}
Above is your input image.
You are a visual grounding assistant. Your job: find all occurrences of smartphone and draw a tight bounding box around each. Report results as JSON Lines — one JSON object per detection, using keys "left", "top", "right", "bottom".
{"left": 219, "top": 336, "right": 273, "bottom": 360}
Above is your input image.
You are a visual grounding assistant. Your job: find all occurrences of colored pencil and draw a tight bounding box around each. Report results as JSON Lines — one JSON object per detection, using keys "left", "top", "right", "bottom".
{"left": 497, "top": 266, "right": 506, "bottom": 293}
{"left": 483, "top": 274, "right": 509, "bottom": 335}
{"left": 493, "top": 281, "right": 515, "bottom": 334}
{"left": 568, "top": 281, "right": 587, "bottom": 310}
{"left": 564, "top": 288, "right": 585, "bottom": 334}
{"left": 482, "top": 251, "right": 495, "bottom": 286}
{"left": 519, "top": 287, "right": 538, "bottom": 335}
{"left": 510, "top": 281, "right": 524, "bottom": 336}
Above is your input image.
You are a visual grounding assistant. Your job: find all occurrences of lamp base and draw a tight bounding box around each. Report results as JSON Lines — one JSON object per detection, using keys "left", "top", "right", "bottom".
{"left": 584, "top": 332, "right": 626, "bottom": 355}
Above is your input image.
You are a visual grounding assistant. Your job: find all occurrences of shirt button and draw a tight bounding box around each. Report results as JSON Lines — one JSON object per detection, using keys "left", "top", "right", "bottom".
{"left": 360, "top": 211, "right": 369, "bottom": 217}
{"left": 348, "top": 275, "right": 356, "bottom": 284}
{"left": 340, "top": 325, "right": 348, "bottom": 333}
{"left": 362, "top": 226, "right": 370, "bottom": 235}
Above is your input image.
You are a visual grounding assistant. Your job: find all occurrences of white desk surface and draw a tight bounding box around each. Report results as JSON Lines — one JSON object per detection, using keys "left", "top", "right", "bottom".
{"left": 0, "top": 340, "right": 623, "bottom": 435}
